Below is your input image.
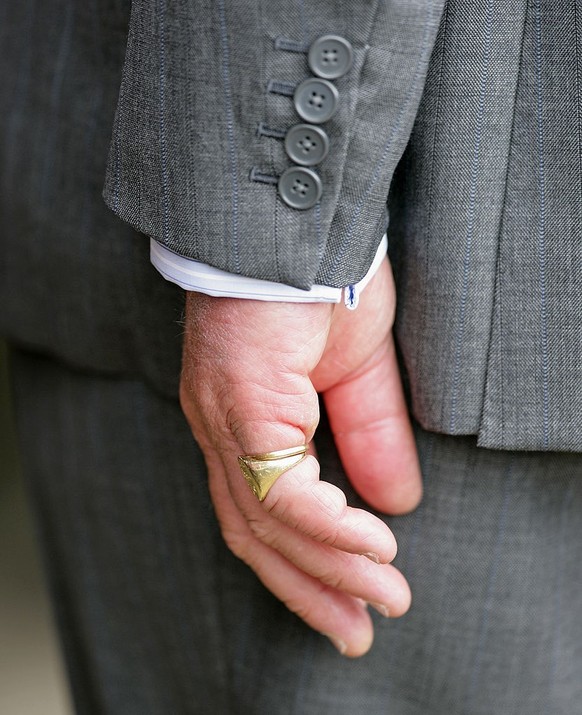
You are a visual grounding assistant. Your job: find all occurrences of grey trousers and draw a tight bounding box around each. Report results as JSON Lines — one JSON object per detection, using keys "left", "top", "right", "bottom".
{"left": 10, "top": 350, "right": 582, "bottom": 715}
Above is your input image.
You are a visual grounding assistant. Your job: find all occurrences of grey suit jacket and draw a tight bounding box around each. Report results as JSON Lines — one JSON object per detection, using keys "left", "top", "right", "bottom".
{"left": 1, "top": 0, "right": 581, "bottom": 452}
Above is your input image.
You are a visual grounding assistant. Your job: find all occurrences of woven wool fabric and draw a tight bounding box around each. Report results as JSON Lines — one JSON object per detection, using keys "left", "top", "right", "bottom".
{"left": 389, "top": 0, "right": 582, "bottom": 450}
{"left": 11, "top": 349, "right": 582, "bottom": 715}
{"left": 1, "top": 0, "right": 582, "bottom": 449}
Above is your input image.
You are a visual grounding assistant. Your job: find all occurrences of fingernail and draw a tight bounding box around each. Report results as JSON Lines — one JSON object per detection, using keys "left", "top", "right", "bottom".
{"left": 363, "top": 552, "right": 381, "bottom": 564}
{"left": 370, "top": 602, "right": 390, "bottom": 618}
{"left": 322, "top": 633, "right": 347, "bottom": 655}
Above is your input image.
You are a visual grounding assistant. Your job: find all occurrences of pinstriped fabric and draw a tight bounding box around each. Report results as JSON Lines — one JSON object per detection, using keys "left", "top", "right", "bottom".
{"left": 0, "top": 0, "right": 184, "bottom": 398}
{"left": 2, "top": 4, "right": 582, "bottom": 711}
{"left": 545, "top": 484, "right": 575, "bottom": 712}
{"left": 2, "top": 0, "right": 582, "bottom": 478}
{"left": 7, "top": 0, "right": 582, "bottom": 452}
{"left": 389, "top": 0, "right": 582, "bottom": 450}
{"left": 38, "top": 1, "right": 74, "bottom": 206}
{"left": 449, "top": 0, "right": 493, "bottom": 433}
{"left": 532, "top": 0, "right": 550, "bottom": 448}
{"left": 293, "top": 0, "right": 340, "bottom": 281}
{"left": 12, "top": 352, "right": 230, "bottom": 713}
{"left": 77, "top": 0, "right": 106, "bottom": 295}
{"left": 575, "top": 0, "right": 582, "bottom": 213}
{"left": 389, "top": 0, "right": 528, "bottom": 439}
{"left": 156, "top": 0, "right": 171, "bottom": 245}
{"left": 355, "top": 433, "right": 435, "bottom": 712}
{"left": 11, "top": 350, "right": 582, "bottom": 714}
{"left": 479, "top": 0, "right": 582, "bottom": 450}
{"left": 292, "top": 434, "right": 435, "bottom": 714}
{"left": 103, "top": 0, "right": 444, "bottom": 289}
{"left": 216, "top": 0, "right": 241, "bottom": 273}
{"left": 295, "top": 0, "right": 309, "bottom": 47}
{"left": 462, "top": 459, "right": 514, "bottom": 710}
{"left": 0, "top": 0, "right": 36, "bottom": 200}
{"left": 317, "top": 0, "right": 445, "bottom": 287}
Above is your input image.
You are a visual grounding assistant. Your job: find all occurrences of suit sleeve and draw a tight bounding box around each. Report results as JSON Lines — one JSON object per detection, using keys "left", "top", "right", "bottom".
{"left": 103, "top": 0, "right": 444, "bottom": 290}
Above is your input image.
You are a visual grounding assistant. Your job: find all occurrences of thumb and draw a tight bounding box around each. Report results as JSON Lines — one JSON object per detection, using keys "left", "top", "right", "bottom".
{"left": 323, "top": 332, "right": 422, "bottom": 515}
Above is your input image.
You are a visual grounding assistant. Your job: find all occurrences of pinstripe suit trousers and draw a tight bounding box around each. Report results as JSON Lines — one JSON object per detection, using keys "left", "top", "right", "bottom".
{"left": 10, "top": 349, "right": 582, "bottom": 715}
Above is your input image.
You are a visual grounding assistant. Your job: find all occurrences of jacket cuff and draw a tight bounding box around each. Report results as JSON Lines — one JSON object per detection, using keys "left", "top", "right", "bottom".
{"left": 104, "top": 1, "right": 444, "bottom": 289}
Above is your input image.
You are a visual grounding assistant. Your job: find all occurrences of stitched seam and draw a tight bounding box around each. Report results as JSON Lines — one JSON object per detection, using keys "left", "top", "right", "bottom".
{"left": 293, "top": 0, "right": 313, "bottom": 286}
{"left": 218, "top": 0, "right": 241, "bottom": 272}
{"left": 327, "top": 2, "right": 434, "bottom": 277}
{"left": 449, "top": 0, "right": 493, "bottom": 432}
{"left": 534, "top": 0, "right": 550, "bottom": 448}
{"left": 109, "top": 0, "right": 133, "bottom": 211}
{"left": 157, "top": 0, "right": 170, "bottom": 242}
{"left": 479, "top": 6, "right": 528, "bottom": 445}
{"left": 295, "top": 0, "right": 309, "bottom": 46}
{"left": 258, "top": 0, "right": 280, "bottom": 280}
{"left": 419, "top": 4, "right": 448, "bottom": 427}
{"left": 111, "top": 119, "right": 122, "bottom": 211}
{"left": 498, "top": 260, "right": 506, "bottom": 443}
{"left": 315, "top": 202, "right": 323, "bottom": 263}
{"left": 310, "top": 2, "right": 381, "bottom": 286}
{"left": 574, "top": 2, "right": 582, "bottom": 237}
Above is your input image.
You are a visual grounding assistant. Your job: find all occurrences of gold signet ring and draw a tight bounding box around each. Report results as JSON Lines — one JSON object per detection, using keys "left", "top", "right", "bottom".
{"left": 238, "top": 445, "right": 308, "bottom": 501}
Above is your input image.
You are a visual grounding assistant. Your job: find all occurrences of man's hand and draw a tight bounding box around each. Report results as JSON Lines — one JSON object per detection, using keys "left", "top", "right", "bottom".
{"left": 180, "top": 259, "right": 422, "bottom": 657}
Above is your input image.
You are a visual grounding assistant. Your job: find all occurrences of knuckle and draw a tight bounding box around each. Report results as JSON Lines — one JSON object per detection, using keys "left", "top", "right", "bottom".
{"left": 312, "top": 486, "right": 347, "bottom": 520}
{"left": 262, "top": 491, "right": 286, "bottom": 518}
{"left": 267, "top": 492, "right": 344, "bottom": 548}
{"left": 247, "top": 517, "right": 278, "bottom": 545}
{"left": 308, "top": 523, "right": 342, "bottom": 549}
{"left": 314, "top": 568, "right": 347, "bottom": 592}
{"left": 266, "top": 495, "right": 313, "bottom": 533}
{"left": 222, "top": 380, "right": 319, "bottom": 447}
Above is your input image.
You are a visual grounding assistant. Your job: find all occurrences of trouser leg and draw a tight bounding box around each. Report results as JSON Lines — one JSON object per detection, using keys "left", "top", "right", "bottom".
{"left": 10, "top": 349, "right": 582, "bottom": 715}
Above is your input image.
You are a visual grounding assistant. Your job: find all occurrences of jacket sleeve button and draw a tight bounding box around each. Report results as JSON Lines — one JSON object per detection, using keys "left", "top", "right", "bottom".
{"left": 284, "top": 124, "right": 330, "bottom": 166}
{"left": 308, "top": 35, "right": 354, "bottom": 80}
{"left": 278, "top": 167, "right": 323, "bottom": 210}
{"left": 293, "top": 78, "right": 339, "bottom": 124}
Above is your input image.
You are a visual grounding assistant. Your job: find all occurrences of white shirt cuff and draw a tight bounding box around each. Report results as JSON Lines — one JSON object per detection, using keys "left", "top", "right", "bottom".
{"left": 150, "top": 234, "right": 387, "bottom": 310}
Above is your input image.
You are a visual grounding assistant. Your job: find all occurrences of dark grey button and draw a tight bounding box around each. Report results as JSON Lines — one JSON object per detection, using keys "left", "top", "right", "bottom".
{"left": 278, "top": 167, "right": 322, "bottom": 210}
{"left": 308, "top": 35, "right": 354, "bottom": 80}
{"left": 293, "top": 78, "right": 339, "bottom": 124}
{"left": 284, "top": 124, "right": 330, "bottom": 166}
